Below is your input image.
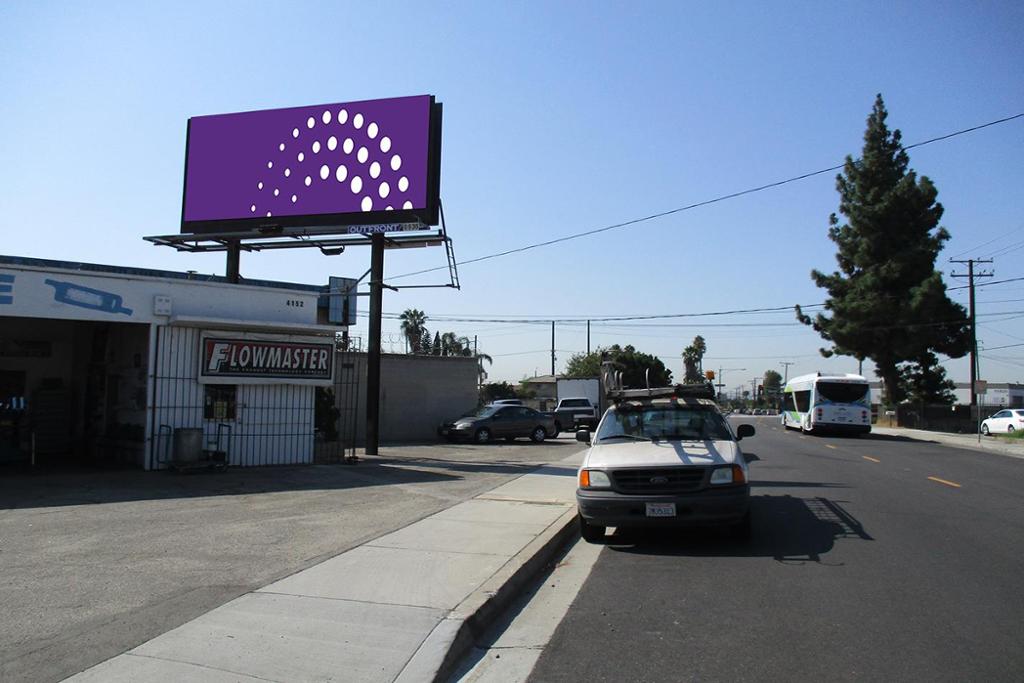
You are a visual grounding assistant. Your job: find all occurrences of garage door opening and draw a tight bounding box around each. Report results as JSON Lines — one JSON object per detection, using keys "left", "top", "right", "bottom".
{"left": 0, "top": 316, "right": 150, "bottom": 469}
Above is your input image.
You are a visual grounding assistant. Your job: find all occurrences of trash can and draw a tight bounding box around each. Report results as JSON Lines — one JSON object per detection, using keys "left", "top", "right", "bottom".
{"left": 173, "top": 428, "right": 203, "bottom": 463}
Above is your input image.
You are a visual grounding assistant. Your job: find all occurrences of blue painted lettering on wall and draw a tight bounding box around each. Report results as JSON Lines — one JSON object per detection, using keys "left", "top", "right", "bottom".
{"left": 0, "top": 273, "right": 14, "bottom": 305}
{"left": 44, "top": 279, "right": 133, "bottom": 316}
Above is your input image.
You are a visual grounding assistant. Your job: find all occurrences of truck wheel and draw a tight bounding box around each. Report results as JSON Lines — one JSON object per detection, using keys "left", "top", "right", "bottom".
{"left": 579, "top": 514, "right": 606, "bottom": 543}
{"left": 530, "top": 426, "right": 546, "bottom": 443}
{"left": 475, "top": 428, "right": 492, "bottom": 443}
{"left": 553, "top": 420, "right": 563, "bottom": 434}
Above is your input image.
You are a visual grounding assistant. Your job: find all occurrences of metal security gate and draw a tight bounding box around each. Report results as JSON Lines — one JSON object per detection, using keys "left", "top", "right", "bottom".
{"left": 150, "top": 325, "right": 319, "bottom": 468}
{"left": 314, "top": 348, "right": 361, "bottom": 464}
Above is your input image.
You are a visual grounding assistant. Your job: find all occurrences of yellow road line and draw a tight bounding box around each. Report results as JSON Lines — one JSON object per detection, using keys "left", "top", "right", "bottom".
{"left": 863, "top": 456, "right": 881, "bottom": 463}
{"left": 825, "top": 444, "right": 837, "bottom": 450}
{"left": 928, "top": 476, "right": 962, "bottom": 489}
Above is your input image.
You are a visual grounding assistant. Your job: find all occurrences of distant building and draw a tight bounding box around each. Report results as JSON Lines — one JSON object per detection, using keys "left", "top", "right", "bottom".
{"left": 869, "top": 381, "right": 1023, "bottom": 408}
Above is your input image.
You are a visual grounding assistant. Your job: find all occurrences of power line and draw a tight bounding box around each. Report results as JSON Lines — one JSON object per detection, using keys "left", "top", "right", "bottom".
{"left": 948, "top": 276, "right": 1024, "bottom": 291}
{"left": 987, "top": 240, "right": 1024, "bottom": 259}
{"left": 361, "top": 303, "right": 827, "bottom": 324}
{"left": 390, "top": 112, "right": 1024, "bottom": 281}
{"left": 947, "top": 225, "right": 1024, "bottom": 260}
{"left": 980, "top": 342, "right": 1024, "bottom": 352}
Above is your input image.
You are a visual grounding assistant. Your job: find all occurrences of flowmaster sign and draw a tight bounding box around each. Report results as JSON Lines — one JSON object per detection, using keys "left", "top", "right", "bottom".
{"left": 199, "top": 336, "right": 334, "bottom": 385}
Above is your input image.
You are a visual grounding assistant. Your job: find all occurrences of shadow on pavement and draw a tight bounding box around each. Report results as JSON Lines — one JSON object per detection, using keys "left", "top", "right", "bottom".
{"left": 862, "top": 432, "right": 937, "bottom": 444}
{"left": 0, "top": 461, "right": 465, "bottom": 511}
{"left": 750, "top": 480, "right": 849, "bottom": 488}
{"left": 605, "top": 494, "right": 871, "bottom": 562}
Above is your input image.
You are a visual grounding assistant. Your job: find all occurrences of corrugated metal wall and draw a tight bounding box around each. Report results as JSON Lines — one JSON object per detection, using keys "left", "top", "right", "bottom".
{"left": 150, "top": 326, "right": 315, "bottom": 468}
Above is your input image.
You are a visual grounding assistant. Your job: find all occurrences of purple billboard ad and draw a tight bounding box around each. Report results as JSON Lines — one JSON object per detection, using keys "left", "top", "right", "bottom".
{"left": 181, "top": 95, "right": 441, "bottom": 234}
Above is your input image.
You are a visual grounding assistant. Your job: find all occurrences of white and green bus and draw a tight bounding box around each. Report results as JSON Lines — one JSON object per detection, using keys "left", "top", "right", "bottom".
{"left": 781, "top": 373, "right": 871, "bottom": 435}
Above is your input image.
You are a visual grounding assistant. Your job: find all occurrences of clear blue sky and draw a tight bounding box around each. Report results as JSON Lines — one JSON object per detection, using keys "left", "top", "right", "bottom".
{"left": 2, "top": 1, "right": 1022, "bottom": 390}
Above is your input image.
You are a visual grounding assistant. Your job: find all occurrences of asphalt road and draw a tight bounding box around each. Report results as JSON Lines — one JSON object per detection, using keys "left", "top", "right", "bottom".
{"left": 528, "top": 416, "right": 1024, "bottom": 682}
{"left": 0, "top": 437, "right": 584, "bottom": 683}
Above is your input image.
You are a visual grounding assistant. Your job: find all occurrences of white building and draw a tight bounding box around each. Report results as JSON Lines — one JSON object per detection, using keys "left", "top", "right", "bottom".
{"left": 0, "top": 255, "right": 476, "bottom": 470}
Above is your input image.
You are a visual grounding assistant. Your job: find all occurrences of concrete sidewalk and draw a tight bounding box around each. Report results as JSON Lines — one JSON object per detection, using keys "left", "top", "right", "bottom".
{"left": 67, "top": 453, "right": 584, "bottom": 683}
{"left": 872, "top": 426, "right": 1024, "bottom": 460}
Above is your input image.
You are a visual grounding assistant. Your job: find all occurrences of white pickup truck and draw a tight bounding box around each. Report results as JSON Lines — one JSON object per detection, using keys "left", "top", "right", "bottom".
{"left": 549, "top": 397, "right": 600, "bottom": 433}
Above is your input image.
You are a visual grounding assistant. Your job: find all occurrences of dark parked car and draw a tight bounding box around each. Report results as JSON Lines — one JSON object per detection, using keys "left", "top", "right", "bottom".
{"left": 439, "top": 404, "right": 557, "bottom": 443}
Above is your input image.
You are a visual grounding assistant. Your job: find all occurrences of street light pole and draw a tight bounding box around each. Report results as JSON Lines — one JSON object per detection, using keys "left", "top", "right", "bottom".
{"left": 717, "top": 367, "right": 745, "bottom": 402}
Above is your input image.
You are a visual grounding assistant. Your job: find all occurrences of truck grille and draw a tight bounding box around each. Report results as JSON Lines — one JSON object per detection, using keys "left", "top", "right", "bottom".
{"left": 612, "top": 467, "right": 707, "bottom": 494}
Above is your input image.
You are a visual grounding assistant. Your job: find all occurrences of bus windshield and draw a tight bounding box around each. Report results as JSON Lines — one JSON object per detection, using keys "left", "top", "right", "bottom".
{"left": 817, "top": 382, "right": 868, "bottom": 403}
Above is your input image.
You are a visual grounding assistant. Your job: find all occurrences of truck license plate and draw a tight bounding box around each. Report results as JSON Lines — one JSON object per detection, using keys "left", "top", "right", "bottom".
{"left": 646, "top": 503, "right": 676, "bottom": 517}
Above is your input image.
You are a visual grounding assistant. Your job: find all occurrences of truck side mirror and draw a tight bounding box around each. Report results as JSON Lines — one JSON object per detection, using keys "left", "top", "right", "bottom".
{"left": 575, "top": 429, "right": 591, "bottom": 444}
{"left": 736, "top": 424, "right": 755, "bottom": 440}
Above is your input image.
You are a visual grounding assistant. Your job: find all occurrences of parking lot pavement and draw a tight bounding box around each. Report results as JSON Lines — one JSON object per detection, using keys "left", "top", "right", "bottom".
{"left": 0, "top": 437, "right": 584, "bottom": 683}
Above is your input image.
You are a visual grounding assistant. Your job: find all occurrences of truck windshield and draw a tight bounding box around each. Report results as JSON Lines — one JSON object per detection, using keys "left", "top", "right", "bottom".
{"left": 560, "top": 399, "right": 590, "bottom": 407}
{"left": 596, "top": 406, "right": 732, "bottom": 441}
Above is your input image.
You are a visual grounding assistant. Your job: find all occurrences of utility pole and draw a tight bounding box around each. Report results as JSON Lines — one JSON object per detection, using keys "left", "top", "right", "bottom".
{"left": 365, "top": 233, "right": 385, "bottom": 456}
{"left": 779, "top": 361, "right": 794, "bottom": 385}
{"left": 586, "top": 320, "right": 591, "bottom": 355}
{"left": 550, "top": 321, "right": 555, "bottom": 376}
{"left": 951, "top": 258, "right": 993, "bottom": 410}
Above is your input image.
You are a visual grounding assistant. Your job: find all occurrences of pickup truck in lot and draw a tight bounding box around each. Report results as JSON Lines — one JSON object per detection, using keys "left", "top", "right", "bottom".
{"left": 549, "top": 397, "right": 600, "bottom": 434}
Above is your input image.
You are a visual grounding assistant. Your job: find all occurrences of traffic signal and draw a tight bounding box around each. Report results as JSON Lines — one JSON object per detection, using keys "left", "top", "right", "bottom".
{"left": 705, "top": 370, "right": 715, "bottom": 380}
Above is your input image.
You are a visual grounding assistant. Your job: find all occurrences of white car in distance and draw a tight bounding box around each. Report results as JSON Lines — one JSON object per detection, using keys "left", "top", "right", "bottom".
{"left": 980, "top": 409, "right": 1024, "bottom": 436}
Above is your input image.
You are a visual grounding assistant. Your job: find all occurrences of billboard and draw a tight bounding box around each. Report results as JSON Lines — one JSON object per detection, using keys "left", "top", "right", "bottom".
{"left": 182, "top": 95, "right": 442, "bottom": 235}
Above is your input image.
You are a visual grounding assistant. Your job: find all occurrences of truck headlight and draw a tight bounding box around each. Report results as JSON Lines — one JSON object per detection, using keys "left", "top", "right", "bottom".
{"left": 710, "top": 465, "right": 746, "bottom": 485}
{"left": 579, "top": 469, "right": 611, "bottom": 488}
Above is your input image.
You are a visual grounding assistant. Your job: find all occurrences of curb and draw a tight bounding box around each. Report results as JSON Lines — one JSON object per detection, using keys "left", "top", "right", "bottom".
{"left": 395, "top": 506, "right": 579, "bottom": 683}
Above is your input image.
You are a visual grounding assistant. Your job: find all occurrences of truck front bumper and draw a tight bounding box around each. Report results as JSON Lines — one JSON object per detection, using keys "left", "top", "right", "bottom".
{"left": 576, "top": 485, "right": 750, "bottom": 528}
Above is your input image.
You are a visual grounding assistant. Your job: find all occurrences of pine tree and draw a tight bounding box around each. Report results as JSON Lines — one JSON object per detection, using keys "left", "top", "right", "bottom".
{"left": 797, "top": 95, "right": 969, "bottom": 405}
{"left": 900, "top": 352, "right": 956, "bottom": 406}
{"left": 419, "top": 327, "right": 432, "bottom": 355}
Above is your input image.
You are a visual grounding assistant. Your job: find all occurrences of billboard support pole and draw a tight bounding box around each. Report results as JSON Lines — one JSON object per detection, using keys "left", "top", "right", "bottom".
{"left": 226, "top": 239, "right": 241, "bottom": 284}
{"left": 365, "top": 233, "right": 385, "bottom": 456}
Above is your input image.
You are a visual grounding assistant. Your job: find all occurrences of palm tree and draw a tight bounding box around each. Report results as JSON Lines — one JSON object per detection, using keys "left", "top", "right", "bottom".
{"left": 439, "top": 332, "right": 461, "bottom": 356}
{"left": 399, "top": 309, "right": 428, "bottom": 354}
{"left": 477, "top": 353, "right": 493, "bottom": 386}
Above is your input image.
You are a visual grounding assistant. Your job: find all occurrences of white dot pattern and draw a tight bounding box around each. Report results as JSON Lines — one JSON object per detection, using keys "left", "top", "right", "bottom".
{"left": 250, "top": 107, "right": 416, "bottom": 217}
